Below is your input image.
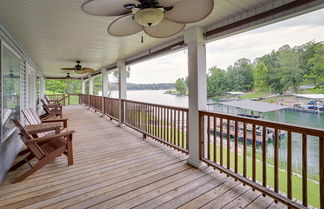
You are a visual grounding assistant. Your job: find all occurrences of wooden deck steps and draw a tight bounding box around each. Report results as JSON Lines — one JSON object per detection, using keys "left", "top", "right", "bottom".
{"left": 0, "top": 105, "right": 281, "bottom": 209}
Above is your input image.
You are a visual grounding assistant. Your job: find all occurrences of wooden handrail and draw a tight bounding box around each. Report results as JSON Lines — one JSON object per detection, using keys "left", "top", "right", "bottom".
{"left": 200, "top": 110, "right": 324, "bottom": 137}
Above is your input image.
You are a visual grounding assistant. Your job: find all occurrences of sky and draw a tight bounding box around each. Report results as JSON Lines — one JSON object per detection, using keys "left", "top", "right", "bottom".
{"left": 127, "top": 8, "right": 324, "bottom": 84}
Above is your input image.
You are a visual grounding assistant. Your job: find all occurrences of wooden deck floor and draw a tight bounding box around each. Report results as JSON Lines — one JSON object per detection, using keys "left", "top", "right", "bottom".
{"left": 0, "top": 105, "right": 284, "bottom": 209}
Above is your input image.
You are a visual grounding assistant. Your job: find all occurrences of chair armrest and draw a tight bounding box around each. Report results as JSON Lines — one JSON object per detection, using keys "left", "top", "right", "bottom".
{"left": 47, "top": 104, "right": 61, "bottom": 108}
{"left": 28, "top": 131, "right": 75, "bottom": 144}
{"left": 42, "top": 118, "right": 68, "bottom": 122}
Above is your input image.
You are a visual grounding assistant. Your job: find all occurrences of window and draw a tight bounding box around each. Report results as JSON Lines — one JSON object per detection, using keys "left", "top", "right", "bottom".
{"left": 1, "top": 44, "right": 21, "bottom": 142}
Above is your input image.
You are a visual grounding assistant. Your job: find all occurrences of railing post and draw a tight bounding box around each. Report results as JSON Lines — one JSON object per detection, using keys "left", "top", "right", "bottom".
{"left": 184, "top": 27, "right": 207, "bottom": 168}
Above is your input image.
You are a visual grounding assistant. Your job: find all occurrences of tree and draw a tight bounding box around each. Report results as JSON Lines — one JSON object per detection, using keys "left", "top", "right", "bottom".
{"left": 207, "top": 66, "right": 228, "bottom": 96}
{"left": 253, "top": 61, "right": 269, "bottom": 92}
{"left": 277, "top": 45, "right": 303, "bottom": 92}
{"left": 175, "top": 78, "right": 187, "bottom": 94}
{"left": 306, "top": 43, "right": 324, "bottom": 86}
{"left": 226, "top": 58, "right": 254, "bottom": 92}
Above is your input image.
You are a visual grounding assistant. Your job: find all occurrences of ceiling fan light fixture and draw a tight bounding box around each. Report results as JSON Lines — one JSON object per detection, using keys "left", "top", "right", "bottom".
{"left": 134, "top": 8, "right": 164, "bottom": 27}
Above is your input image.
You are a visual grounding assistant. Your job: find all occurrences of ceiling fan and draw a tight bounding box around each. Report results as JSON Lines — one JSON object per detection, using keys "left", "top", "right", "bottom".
{"left": 61, "top": 61, "right": 96, "bottom": 74}
{"left": 81, "top": 0, "right": 214, "bottom": 38}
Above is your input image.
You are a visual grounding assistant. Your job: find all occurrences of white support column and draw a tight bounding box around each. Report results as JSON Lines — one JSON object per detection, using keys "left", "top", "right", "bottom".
{"left": 117, "top": 60, "right": 127, "bottom": 127}
{"left": 184, "top": 27, "right": 207, "bottom": 168}
{"left": 81, "top": 78, "right": 86, "bottom": 94}
{"left": 89, "top": 76, "right": 94, "bottom": 95}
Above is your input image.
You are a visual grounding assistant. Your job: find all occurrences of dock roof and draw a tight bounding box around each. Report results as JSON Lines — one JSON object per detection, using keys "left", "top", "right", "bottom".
{"left": 220, "top": 100, "right": 288, "bottom": 113}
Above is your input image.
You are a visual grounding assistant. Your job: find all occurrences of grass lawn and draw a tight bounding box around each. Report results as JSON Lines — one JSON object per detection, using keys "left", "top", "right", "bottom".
{"left": 239, "top": 92, "right": 267, "bottom": 100}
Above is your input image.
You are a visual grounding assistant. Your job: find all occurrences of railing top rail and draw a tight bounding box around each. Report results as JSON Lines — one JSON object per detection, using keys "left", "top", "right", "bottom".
{"left": 103, "top": 97, "right": 119, "bottom": 101}
{"left": 199, "top": 110, "right": 324, "bottom": 137}
{"left": 122, "top": 99, "right": 189, "bottom": 112}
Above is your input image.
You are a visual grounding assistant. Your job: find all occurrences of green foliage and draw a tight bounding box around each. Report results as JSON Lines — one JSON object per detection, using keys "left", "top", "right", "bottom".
{"left": 46, "top": 79, "right": 81, "bottom": 94}
{"left": 175, "top": 78, "right": 187, "bottom": 94}
{"left": 207, "top": 67, "right": 228, "bottom": 96}
{"left": 306, "top": 43, "right": 324, "bottom": 86}
{"left": 93, "top": 75, "right": 102, "bottom": 95}
{"left": 199, "top": 41, "right": 324, "bottom": 97}
{"left": 253, "top": 61, "right": 269, "bottom": 92}
{"left": 226, "top": 58, "right": 254, "bottom": 92}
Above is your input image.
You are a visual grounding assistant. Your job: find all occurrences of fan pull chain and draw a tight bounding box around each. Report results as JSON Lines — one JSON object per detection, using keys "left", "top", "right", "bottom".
{"left": 141, "top": 35, "right": 144, "bottom": 43}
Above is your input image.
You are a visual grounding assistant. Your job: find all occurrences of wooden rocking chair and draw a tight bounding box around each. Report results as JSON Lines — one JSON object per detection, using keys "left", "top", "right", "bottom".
{"left": 41, "top": 99, "right": 63, "bottom": 119}
{"left": 10, "top": 119, "right": 75, "bottom": 183}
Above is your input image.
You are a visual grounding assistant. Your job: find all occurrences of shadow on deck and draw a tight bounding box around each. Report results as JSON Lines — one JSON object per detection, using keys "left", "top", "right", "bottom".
{"left": 0, "top": 105, "right": 283, "bottom": 209}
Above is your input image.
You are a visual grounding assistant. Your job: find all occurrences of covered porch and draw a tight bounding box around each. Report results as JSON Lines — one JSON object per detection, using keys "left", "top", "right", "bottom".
{"left": 0, "top": 105, "right": 281, "bottom": 209}
{"left": 1, "top": 0, "right": 324, "bottom": 208}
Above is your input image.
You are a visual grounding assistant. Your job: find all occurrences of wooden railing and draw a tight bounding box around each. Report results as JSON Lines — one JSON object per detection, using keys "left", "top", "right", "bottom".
{"left": 122, "top": 99, "right": 189, "bottom": 153}
{"left": 76, "top": 93, "right": 324, "bottom": 208}
{"left": 104, "top": 97, "right": 119, "bottom": 121}
{"left": 199, "top": 110, "right": 324, "bottom": 209}
{"left": 89, "top": 95, "right": 102, "bottom": 112}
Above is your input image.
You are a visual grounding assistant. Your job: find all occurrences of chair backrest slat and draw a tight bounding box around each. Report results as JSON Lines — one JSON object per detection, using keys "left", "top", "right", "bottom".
{"left": 12, "top": 119, "right": 45, "bottom": 159}
{"left": 21, "top": 108, "right": 50, "bottom": 137}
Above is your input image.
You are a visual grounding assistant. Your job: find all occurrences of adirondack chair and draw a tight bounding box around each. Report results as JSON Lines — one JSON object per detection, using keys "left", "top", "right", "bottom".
{"left": 10, "top": 119, "right": 75, "bottom": 183}
{"left": 41, "top": 99, "right": 63, "bottom": 119}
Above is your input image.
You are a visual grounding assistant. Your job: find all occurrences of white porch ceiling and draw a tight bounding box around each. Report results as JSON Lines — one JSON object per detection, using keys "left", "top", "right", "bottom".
{"left": 0, "top": 0, "right": 277, "bottom": 77}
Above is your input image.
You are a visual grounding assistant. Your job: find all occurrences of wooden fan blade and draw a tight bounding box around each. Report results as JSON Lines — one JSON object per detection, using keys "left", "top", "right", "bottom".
{"left": 144, "top": 18, "right": 185, "bottom": 38}
{"left": 62, "top": 68, "right": 77, "bottom": 71}
{"left": 108, "top": 15, "right": 143, "bottom": 37}
{"left": 74, "top": 68, "right": 96, "bottom": 74}
{"left": 81, "top": 0, "right": 140, "bottom": 16}
{"left": 157, "top": 0, "right": 180, "bottom": 7}
{"left": 165, "top": 0, "right": 214, "bottom": 23}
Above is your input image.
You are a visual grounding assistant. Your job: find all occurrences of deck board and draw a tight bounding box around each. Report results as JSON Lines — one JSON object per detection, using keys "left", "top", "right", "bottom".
{"left": 0, "top": 105, "right": 280, "bottom": 209}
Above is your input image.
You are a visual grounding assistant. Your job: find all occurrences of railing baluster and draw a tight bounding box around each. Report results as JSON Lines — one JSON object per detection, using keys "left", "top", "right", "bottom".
{"left": 167, "top": 108, "right": 170, "bottom": 143}
{"left": 234, "top": 121, "right": 238, "bottom": 173}
{"left": 243, "top": 122, "right": 247, "bottom": 178}
{"left": 199, "top": 113, "right": 205, "bottom": 160}
{"left": 182, "top": 111, "right": 185, "bottom": 149}
{"left": 252, "top": 124, "right": 256, "bottom": 183}
{"left": 173, "top": 109, "right": 176, "bottom": 145}
{"left": 214, "top": 117, "right": 217, "bottom": 163}
{"left": 207, "top": 116, "right": 211, "bottom": 160}
{"left": 227, "top": 119, "right": 230, "bottom": 170}
{"left": 274, "top": 128, "right": 279, "bottom": 198}
{"left": 302, "top": 134, "right": 308, "bottom": 207}
{"left": 220, "top": 118, "right": 223, "bottom": 166}
{"left": 163, "top": 108, "right": 165, "bottom": 141}
{"left": 262, "top": 126, "right": 267, "bottom": 192}
{"left": 287, "top": 131, "right": 292, "bottom": 202}
{"left": 177, "top": 110, "right": 180, "bottom": 147}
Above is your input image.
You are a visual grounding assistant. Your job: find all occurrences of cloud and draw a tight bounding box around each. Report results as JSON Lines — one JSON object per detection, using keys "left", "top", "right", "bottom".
{"left": 128, "top": 8, "right": 324, "bottom": 84}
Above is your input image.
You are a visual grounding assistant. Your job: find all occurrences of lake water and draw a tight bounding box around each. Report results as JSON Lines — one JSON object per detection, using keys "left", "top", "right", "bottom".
{"left": 111, "top": 90, "right": 324, "bottom": 176}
